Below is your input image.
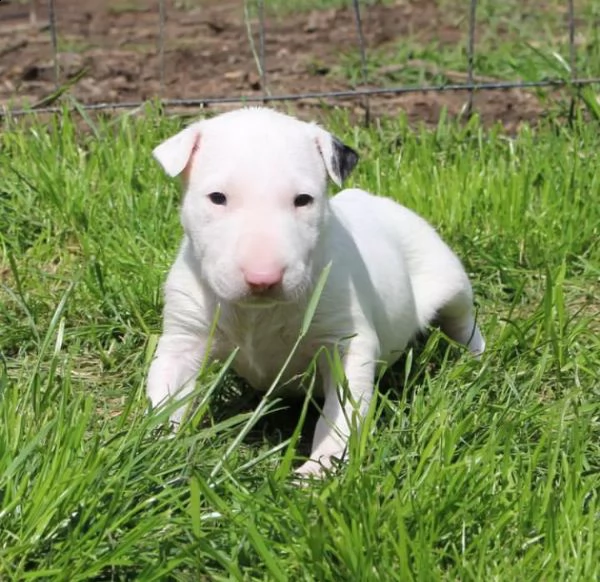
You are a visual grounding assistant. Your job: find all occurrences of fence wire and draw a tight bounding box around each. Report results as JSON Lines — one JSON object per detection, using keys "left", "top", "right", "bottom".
{"left": 0, "top": 0, "right": 595, "bottom": 120}
{"left": 466, "top": 0, "right": 477, "bottom": 117}
{"left": 47, "top": 0, "right": 59, "bottom": 90}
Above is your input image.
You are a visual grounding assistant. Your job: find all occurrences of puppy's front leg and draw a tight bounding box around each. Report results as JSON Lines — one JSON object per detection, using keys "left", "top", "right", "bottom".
{"left": 147, "top": 330, "right": 206, "bottom": 426}
{"left": 296, "top": 339, "right": 378, "bottom": 477}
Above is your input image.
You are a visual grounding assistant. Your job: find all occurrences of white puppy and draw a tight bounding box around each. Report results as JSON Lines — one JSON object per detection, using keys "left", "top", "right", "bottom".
{"left": 147, "top": 107, "right": 485, "bottom": 476}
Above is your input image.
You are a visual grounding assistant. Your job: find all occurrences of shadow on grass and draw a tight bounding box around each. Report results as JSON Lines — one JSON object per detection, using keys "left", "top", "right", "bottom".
{"left": 206, "top": 329, "right": 466, "bottom": 459}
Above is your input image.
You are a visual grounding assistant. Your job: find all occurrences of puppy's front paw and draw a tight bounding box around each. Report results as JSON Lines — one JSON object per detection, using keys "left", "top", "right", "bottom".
{"left": 294, "top": 451, "right": 346, "bottom": 481}
{"left": 294, "top": 459, "right": 330, "bottom": 480}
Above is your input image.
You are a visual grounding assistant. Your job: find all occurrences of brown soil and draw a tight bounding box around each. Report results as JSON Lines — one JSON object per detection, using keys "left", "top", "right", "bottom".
{"left": 0, "top": 0, "right": 546, "bottom": 128}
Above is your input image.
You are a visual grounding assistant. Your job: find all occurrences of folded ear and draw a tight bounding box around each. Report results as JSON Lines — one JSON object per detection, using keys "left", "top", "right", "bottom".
{"left": 313, "top": 125, "right": 359, "bottom": 187}
{"left": 153, "top": 122, "right": 202, "bottom": 178}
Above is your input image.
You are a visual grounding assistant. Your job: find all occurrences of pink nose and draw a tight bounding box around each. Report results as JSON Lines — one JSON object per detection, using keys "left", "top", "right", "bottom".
{"left": 243, "top": 268, "right": 284, "bottom": 292}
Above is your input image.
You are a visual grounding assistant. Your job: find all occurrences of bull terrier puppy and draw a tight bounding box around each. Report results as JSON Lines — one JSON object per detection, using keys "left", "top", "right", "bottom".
{"left": 147, "top": 107, "right": 485, "bottom": 476}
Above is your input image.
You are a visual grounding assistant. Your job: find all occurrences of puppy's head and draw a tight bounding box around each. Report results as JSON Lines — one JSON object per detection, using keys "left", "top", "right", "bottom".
{"left": 153, "top": 107, "right": 358, "bottom": 305}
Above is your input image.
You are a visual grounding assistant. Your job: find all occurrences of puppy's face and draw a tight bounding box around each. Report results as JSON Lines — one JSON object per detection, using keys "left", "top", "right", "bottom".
{"left": 153, "top": 108, "right": 358, "bottom": 305}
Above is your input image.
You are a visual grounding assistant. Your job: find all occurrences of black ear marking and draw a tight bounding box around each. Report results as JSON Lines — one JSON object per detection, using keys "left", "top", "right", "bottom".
{"left": 331, "top": 137, "right": 359, "bottom": 183}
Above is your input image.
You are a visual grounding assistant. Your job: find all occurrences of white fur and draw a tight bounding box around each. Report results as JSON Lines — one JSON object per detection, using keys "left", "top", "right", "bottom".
{"left": 147, "top": 107, "right": 485, "bottom": 476}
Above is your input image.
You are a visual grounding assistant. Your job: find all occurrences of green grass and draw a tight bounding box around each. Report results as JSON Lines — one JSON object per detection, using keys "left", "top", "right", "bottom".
{"left": 3, "top": 1, "right": 599, "bottom": 579}
{"left": 107, "top": 0, "right": 149, "bottom": 14}
{"left": 1, "top": 104, "right": 598, "bottom": 579}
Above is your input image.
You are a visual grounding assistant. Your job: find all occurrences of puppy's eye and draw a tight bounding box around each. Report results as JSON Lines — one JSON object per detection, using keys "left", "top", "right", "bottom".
{"left": 294, "top": 194, "right": 314, "bottom": 208}
{"left": 208, "top": 192, "right": 227, "bottom": 206}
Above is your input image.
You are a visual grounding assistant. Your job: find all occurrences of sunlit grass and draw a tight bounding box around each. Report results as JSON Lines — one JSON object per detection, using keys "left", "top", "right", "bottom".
{"left": 0, "top": 95, "right": 599, "bottom": 579}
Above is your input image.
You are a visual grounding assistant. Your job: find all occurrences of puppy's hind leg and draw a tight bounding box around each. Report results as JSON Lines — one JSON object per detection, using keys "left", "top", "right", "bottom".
{"left": 436, "top": 288, "right": 485, "bottom": 357}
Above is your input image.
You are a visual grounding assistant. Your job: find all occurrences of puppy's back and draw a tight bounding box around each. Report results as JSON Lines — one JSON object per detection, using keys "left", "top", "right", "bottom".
{"left": 330, "top": 188, "right": 473, "bottom": 331}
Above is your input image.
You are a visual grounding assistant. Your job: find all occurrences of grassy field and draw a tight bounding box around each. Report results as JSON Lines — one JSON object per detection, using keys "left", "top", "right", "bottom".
{"left": 1, "top": 105, "right": 598, "bottom": 580}
{"left": 1, "top": 1, "right": 600, "bottom": 580}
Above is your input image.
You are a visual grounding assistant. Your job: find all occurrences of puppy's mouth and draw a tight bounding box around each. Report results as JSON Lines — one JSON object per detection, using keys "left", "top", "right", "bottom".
{"left": 238, "top": 297, "right": 289, "bottom": 308}
{"left": 238, "top": 290, "right": 290, "bottom": 307}
{"left": 211, "top": 271, "right": 312, "bottom": 306}
{"left": 238, "top": 274, "right": 314, "bottom": 306}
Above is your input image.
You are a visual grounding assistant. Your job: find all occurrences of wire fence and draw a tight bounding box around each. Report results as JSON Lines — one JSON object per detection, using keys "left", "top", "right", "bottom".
{"left": 1, "top": 0, "right": 598, "bottom": 122}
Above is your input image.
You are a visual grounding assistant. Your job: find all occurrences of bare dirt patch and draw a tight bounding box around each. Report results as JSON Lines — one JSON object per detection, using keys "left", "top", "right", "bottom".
{"left": 0, "top": 0, "right": 544, "bottom": 128}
